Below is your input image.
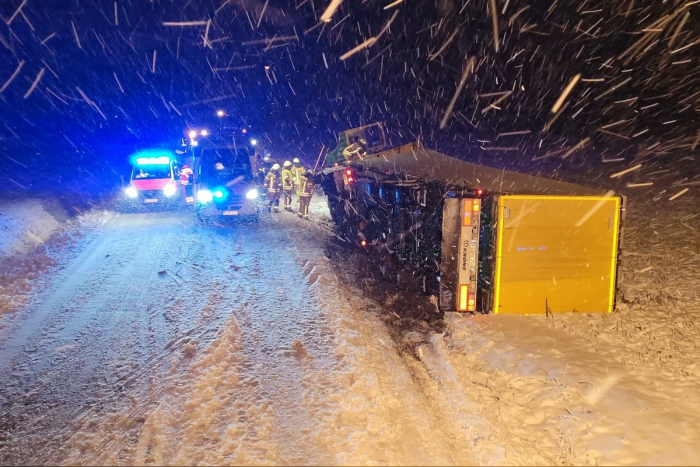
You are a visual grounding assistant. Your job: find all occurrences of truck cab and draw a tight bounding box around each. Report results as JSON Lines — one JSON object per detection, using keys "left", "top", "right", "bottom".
{"left": 124, "top": 151, "right": 181, "bottom": 206}
{"left": 325, "top": 122, "right": 388, "bottom": 167}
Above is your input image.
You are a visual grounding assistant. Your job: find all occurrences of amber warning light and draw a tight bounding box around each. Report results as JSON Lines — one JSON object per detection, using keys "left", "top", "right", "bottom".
{"left": 461, "top": 200, "right": 470, "bottom": 226}
{"left": 458, "top": 285, "right": 469, "bottom": 311}
{"left": 458, "top": 284, "right": 477, "bottom": 312}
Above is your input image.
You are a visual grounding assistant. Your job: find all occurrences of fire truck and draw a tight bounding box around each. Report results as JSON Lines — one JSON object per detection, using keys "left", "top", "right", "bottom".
{"left": 186, "top": 126, "right": 262, "bottom": 220}
{"left": 319, "top": 124, "right": 626, "bottom": 315}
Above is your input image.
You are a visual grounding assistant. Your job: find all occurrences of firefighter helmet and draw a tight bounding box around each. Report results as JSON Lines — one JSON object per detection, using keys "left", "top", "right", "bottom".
{"left": 283, "top": 160, "right": 292, "bottom": 168}
{"left": 271, "top": 163, "right": 281, "bottom": 171}
{"left": 293, "top": 158, "right": 301, "bottom": 165}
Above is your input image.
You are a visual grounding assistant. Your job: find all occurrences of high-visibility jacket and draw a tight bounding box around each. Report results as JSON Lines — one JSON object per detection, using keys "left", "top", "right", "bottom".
{"left": 299, "top": 174, "right": 315, "bottom": 198}
{"left": 292, "top": 165, "right": 304, "bottom": 186}
{"left": 179, "top": 165, "right": 193, "bottom": 185}
{"left": 281, "top": 168, "right": 294, "bottom": 190}
{"left": 264, "top": 170, "right": 281, "bottom": 193}
{"left": 343, "top": 142, "right": 365, "bottom": 161}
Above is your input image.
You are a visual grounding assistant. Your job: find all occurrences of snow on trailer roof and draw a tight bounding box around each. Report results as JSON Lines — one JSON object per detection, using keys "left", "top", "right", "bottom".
{"left": 361, "top": 143, "right": 607, "bottom": 196}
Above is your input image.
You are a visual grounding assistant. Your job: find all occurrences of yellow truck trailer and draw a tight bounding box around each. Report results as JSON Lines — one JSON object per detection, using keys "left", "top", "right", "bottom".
{"left": 320, "top": 128, "right": 625, "bottom": 315}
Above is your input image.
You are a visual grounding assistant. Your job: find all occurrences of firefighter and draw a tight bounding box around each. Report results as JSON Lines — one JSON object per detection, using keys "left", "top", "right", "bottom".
{"left": 291, "top": 158, "right": 305, "bottom": 194}
{"left": 261, "top": 154, "right": 273, "bottom": 172}
{"left": 343, "top": 138, "right": 367, "bottom": 162}
{"left": 256, "top": 153, "right": 271, "bottom": 181}
{"left": 281, "top": 161, "right": 295, "bottom": 212}
{"left": 298, "top": 170, "right": 315, "bottom": 219}
{"left": 179, "top": 163, "right": 194, "bottom": 203}
{"left": 264, "top": 163, "right": 282, "bottom": 212}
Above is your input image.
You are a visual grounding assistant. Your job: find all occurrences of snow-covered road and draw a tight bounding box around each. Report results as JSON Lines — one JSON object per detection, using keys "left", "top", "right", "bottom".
{"left": 0, "top": 204, "right": 499, "bottom": 465}
{"left": 3, "top": 189, "right": 698, "bottom": 466}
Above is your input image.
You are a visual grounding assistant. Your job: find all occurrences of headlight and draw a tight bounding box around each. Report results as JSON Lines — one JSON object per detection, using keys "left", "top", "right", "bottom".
{"left": 213, "top": 189, "right": 225, "bottom": 199}
{"left": 245, "top": 188, "right": 258, "bottom": 200}
{"left": 198, "top": 189, "right": 213, "bottom": 203}
{"left": 163, "top": 183, "right": 177, "bottom": 197}
{"left": 125, "top": 186, "right": 138, "bottom": 198}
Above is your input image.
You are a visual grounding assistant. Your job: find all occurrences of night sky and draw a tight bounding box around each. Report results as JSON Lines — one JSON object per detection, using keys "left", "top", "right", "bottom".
{"left": 1, "top": 0, "right": 699, "bottom": 188}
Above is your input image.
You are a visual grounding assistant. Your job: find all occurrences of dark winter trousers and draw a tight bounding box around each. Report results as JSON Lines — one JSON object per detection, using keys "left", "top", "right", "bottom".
{"left": 299, "top": 195, "right": 311, "bottom": 216}
{"left": 283, "top": 188, "right": 294, "bottom": 208}
{"left": 267, "top": 190, "right": 281, "bottom": 210}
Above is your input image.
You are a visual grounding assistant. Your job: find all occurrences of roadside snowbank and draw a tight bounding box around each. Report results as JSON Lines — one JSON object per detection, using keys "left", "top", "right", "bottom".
{"left": 0, "top": 199, "right": 68, "bottom": 258}
{"left": 0, "top": 199, "right": 111, "bottom": 320}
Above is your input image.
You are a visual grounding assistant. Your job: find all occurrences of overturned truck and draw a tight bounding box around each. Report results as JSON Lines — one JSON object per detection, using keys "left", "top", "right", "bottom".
{"left": 319, "top": 129, "right": 626, "bottom": 315}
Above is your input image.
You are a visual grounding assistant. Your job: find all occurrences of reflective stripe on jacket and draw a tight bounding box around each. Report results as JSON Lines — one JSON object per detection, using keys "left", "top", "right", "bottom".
{"left": 299, "top": 175, "right": 315, "bottom": 198}
{"left": 292, "top": 166, "right": 304, "bottom": 185}
{"left": 265, "top": 171, "right": 281, "bottom": 192}
{"left": 281, "top": 168, "right": 294, "bottom": 190}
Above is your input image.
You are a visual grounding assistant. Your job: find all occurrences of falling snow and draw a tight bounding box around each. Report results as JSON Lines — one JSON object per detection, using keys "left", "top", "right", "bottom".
{"left": 1, "top": 0, "right": 699, "bottom": 464}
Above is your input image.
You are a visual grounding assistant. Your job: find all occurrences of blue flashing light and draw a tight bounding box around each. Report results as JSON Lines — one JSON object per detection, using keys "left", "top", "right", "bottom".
{"left": 136, "top": 156, "right": 170, "bottom": 165}
{"left": 213, "top": 189, "right": 225, "bottom": 199}
{"left": 130, "top": 149, "right": 174, "bottom": 167}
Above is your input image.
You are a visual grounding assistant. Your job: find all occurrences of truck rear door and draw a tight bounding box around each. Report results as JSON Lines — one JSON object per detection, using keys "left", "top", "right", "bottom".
{"left": 493, "top": 195, "right": 623, "bottom": 314}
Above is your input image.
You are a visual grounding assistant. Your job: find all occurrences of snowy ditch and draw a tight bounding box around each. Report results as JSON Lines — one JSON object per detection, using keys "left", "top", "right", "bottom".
{"left": 321, "top": 179, "right": 700, "bottom": 465}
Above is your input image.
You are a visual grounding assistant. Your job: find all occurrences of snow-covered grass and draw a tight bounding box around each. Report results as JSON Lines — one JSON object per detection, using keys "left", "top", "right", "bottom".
{"left": 433, "top": 312, "right": 700, "bottom": 465}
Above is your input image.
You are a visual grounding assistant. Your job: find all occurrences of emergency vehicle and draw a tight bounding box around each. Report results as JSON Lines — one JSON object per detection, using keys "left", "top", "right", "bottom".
{"left": 124, "top": 150, "right": 182, "bottom": 206}
{"left": 193, "top": 145, "right": 261, "bottom": 220}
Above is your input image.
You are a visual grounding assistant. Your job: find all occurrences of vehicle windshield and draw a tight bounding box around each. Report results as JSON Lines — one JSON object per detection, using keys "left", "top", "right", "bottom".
{"left": 200, "top": 149, "right": 252, "bottom": 183}
{"left": 131, "top": 165, "right": 172, "bottom": 180}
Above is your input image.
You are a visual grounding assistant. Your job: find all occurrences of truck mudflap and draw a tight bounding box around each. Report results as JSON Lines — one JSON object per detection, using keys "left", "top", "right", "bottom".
{"left": 440, "top": 198, "right": 481, "bottom": 312}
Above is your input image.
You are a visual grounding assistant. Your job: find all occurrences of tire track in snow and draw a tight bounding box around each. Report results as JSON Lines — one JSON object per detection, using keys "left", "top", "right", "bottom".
{"left": 0, "top": 212, "right": 253, "bottom": 465}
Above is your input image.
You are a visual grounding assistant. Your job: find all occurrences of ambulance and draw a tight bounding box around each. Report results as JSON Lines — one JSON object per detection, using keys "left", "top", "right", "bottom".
{"left": 124, "top": 150, "right": 182, "bottom": 207}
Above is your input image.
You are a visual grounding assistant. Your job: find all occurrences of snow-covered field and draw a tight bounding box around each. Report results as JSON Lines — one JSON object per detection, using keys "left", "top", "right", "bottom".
{"left": 0, "top": 184, "right": 698, "bottom": 465}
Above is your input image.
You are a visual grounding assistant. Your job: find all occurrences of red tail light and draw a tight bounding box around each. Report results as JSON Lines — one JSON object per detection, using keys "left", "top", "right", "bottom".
{"left": 360, "top": 240, "right": 367, "bottom": 247}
